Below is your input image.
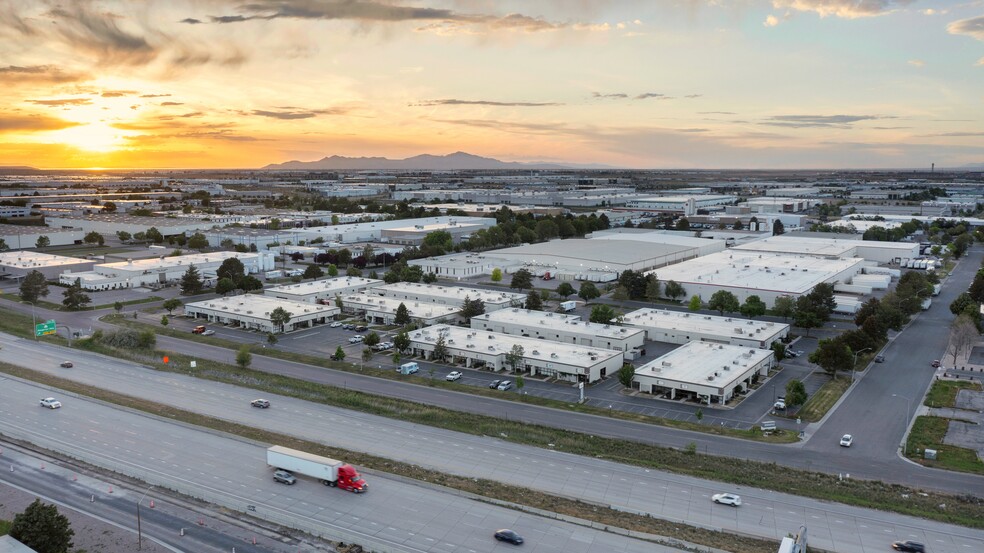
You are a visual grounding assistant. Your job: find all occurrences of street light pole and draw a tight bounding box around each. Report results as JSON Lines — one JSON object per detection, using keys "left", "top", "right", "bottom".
{"left": 20, "top": 301, "right": 37, "bottom": 341}
{"left": 136, "top": 486, "right": 154, "bottom": 551}
{"left": 892, "top": 394, "right": 912, "bottom": 456}
{"left": 852, "top": 347, "right": 871, "bottom": 384}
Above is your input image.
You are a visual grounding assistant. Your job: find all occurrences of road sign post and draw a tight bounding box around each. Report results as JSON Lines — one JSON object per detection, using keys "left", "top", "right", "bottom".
{"left": 35, "top": 320, "right": 56, "bottom": 337}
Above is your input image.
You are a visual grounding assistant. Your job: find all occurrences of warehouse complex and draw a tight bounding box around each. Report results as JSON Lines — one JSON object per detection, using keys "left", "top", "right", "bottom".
{"left": 621, "top": 308, "right": 789, "bottom": 348}
{"left": 732, "top": 235, "right": 918, "bottom": 263}
{"left": 265, "top": 277, "right": 383, "bottom": 303}
{"left": 185, "top": 295, "right": 340, "bottom": 333}
{"left": 407, "top": 324, "right": 623, "bottom": 382}
{"left": 339, "top": 294, "right": 460, "bottom": 325}
{"left": 0, "top": 251, "right": 95, "bottom": 280}
{"left": 58, "top": 251, "right": 275, "bottom": 290}
{"left": 632, "top": 341, "right": 775, "bottom": 404}
{"left": 471, "top": 308, "right": 645, "bottom": 352}
{"left": 375, "top": 282, "right": 526, "bottom": 312}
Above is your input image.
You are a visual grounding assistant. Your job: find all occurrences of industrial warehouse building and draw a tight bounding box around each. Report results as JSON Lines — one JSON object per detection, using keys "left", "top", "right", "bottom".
{"left": 184, "top": 295, "right": 339, "bottom": 333}
{"left": 375, "top": 282, "right": 526, "bottom": 312}
{"left": 0, "top": 224, "right": 85, "bottom": 250}
{"left": 471, "top": 308, "right": 645, "bottom": 352}
{"left": 732, "top": 235, "right": 919, "bottom": 264}
{"left": 625, "top": 195, "right": 736, "bottom": 213}
{"left": 408, "top": 325, "right": 623, "bottom": 382}
{"left": 621, "top": 308, "right": 789, "bottom": 349}
{"left": 45, "top": 214, "right": 214, "bottom": 237}
{"left": 265, "top": 277, "right": 383, "bottom": 303}
{"left": 58, "top": 251, "right": 275, "bottom": 290}
{"left": 652, "top": 251, "right": 866, "bottom": 303}
{"left": 0, "top": 251, "right": 95, "bottom": 280}
{"left": 632, "top": 341, "right": 775, "bottom": 405}
{"left": 339, "top": 294, "right": 460, "bottom": 325}
{"left": 294, "top": 216, "right": 495, "bottom": 244}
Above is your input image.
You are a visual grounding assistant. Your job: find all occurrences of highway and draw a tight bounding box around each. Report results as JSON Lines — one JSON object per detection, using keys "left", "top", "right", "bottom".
{"left": 0, "top": 374, "right": 684, "bottom": 553}
{"left": 2, "top": 335, "right": 982, "bottom": 553}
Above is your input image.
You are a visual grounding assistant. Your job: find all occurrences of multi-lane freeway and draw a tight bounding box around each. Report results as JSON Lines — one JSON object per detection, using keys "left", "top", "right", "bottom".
{"left": 2, "top": 334, "right": 982, "bottom": 553}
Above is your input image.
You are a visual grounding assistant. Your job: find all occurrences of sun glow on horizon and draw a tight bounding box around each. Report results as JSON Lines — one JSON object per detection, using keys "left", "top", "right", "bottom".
{"left": 46, "top": 121, "right": 132, "bottom": 153}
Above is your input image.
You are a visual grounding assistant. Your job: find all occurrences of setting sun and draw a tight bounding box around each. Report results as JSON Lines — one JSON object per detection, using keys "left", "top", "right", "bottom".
{"left": 47, "top": 122, "right": 130, "bottom": 153}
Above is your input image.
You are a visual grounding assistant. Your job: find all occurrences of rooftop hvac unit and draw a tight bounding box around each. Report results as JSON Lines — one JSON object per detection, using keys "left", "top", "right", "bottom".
{"left": 488, "top": 345, "right": 495, "bottom": 351}
{"left": 532, "top": 350, "right": 540, "bottom": 355}
{"left": 734, "top": 328, "right": 742, "bottom": 334}
{"left": 551, "top": 353, "right": 558, "bottom": 358}
{"left": 590, "top": 356, "right": 597, "bottom": 361}
{"left": 714, "top": 371, "right": 720, "bottom": 376}
{"left": 707, "top": 375, "right": 714, "bottom": 381}
{"left": 662, "top": 361, "right": 672, "bottom": 366}
{"left": 448, "top": 339, "right": 454, "bottom": 344}
{"left": 488, "top": 335, "right": 494, "bottom": 339}
{"left": 733, "top": 359, "right": 739, "bottom": 364}
{"left": 466, "top": 343, "right": 475, "bottom": 348}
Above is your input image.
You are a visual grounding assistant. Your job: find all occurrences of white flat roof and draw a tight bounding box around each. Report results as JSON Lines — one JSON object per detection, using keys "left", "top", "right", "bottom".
{"left": 411, "top": 324, "right": 622, "bottom": 367}
{"left": 266, "top": 277, "right": 382, "bottom": 297}
{"left": 383, "top": 221, "right": 488, "bottom": 233}
{"left": 652, "top": 251, "right": 863, "bottom": 295}
{"left": 622, "top": 308, "right": 789, "bottom": 339}
{"left": 377, "top": 282, "right": 526, "bottom": 305}
{"left": 342, "top": 293, "right": 460, "bottom": 318}
{"left": 186, "top": 295, "right": 338, "bottom": 319}
{"left": 733, "top": 235, "right": 917, "bottom": 256}
{"left": 494, "top": 238, "right": 697, "bottom": 265}
{"left": 98, "top": 251, "right": 259, "bottom": 271}
{"left": 476, "top": 308, "right": 646, "bottom": 340}
{"left": 633, "top": 195, "right": 734, "bottom": 203}
{"left": 636, "top": 341, "right": 773, "bottom": 385}
{"left": 0, "top": 251, "right": 90, "bottom": 268}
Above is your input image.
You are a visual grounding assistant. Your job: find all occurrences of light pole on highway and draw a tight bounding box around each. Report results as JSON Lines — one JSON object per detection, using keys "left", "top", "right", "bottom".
{"left": 136, "top": 485, "right": 154, "bottom": 550}
{"left": 851, "top": 347, "right": 871, "bottom": 384}
{"left": 892, "top": 393, "right": 913, "bottom": 456}
{"left": 20, "top": 301, "right": 37, "bottom": 341}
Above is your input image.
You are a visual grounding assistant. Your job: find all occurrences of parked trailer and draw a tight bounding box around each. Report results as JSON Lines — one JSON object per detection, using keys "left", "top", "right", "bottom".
{"left": 266, "top": 446, "right": 367, "bottom": 492}
{"left": 560, "top": 300, "right": 577, "bottom": 312}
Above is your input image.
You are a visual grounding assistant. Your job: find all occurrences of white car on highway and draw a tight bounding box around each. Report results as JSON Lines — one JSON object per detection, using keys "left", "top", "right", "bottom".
{"left": 40, "top": 397, "right": 62, "bottom": 409}
{"left": 712, "top": 493, "right": 742, "bottom": 506}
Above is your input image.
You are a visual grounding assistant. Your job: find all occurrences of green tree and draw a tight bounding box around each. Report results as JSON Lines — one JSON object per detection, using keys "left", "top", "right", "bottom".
{"left": 793, "top": 296, "right": 823, "bottom": 336}
{"left": 215, "top": 277, "right": 237, "bottom": 295}
{"left": 145, "top": 227, "right": 163, "bottom": 243}
{"left": 162, "top": 298, "right": 183, "bottom": 314}
{"left": 332, "top": 345, "right": 346, "bottom": 361}
{"left": 525, "top": 289, "right": 543, "bottom": 311}
{"left": 675, "top": 217, "right": 690, "bottom": 231}
{"left": 589, "top": 304, "right": 618, "bottom": 324}
{"left": 303, "top": 264, "right": 324, "bottom": 279}
{"left": 83, "top": 231, "right": 104, "bottom": 246}
{"left": 422, "top": 272, "right": 437, "bottom": 283}
{"left": 505, "top": 343, "right": 525, "bottom": 372}
{"left": 346, "top": 266, "right": 362, "bottom": 277}
{"left": 617, "top": 363, "right": 636, "bottom": 387}
{"left": 327, "top": 264, "right": 339, "bottom": 277}
{"left": 708, "top": 290, "right": 740, "bottom": 315}
{"left": 161, "top": 314, "right": 169, "bottom": 326}
{"left": 364, "top": 331, "right": 381, "bottom": 347}
{"left": 61, "top": 278, "right": 91, "bottom": 310}
{"left": 645, "top": 276, "right": 661, "bottom": 303}
{"left": 556, "top": 282, "right": 575, "bottom": 298}
{"left": 19, "top": 269, "right": 49, "bottom": 303}
{"left": 10, "top": 499, "right": 74, "bottom": 553}
{"left": 187, "top": 232, "right": 209, "bottom": 251}
{"left": 267, "top": 332, "right": 278, "bottom": 345}
{"left": 612, "top": 285, "right": 629, "bottom": 301}
{"left": 510, "top": 269, "right": 534, "bottom": 290}
{"left": 739, "top": 295, "right": 767, "bottom": 318}
{"left": 663, "top": 280, "right": 686, "bottom": 301}
{"left": 459, "top": 296, "right": 486, "bottom": 319}
{"left": 236, "top": 345, "right": 252, "bottom": 369}
{"left": 35, "top": 235, "right": 50, "bottom": 248}
{"left": 180, "top": 264, "right": 204, "bottom": 295}
{"left": 393, "top": 330, "right": 411, "bottom": 352}
{"left": 578, "top": 281, "right": 600, "bottom": 303}
{"left": 270, "top": 306, "right": 293, "bottom": 333}
{"left": 217, "top": 257, "right": 246, "bottom": 283}
{"left": 772, "top": 220, "right": 785, "bottom": 235}
{"left": 116, "top": 230, "right": 131, "bottom": 242}
{"left": 809, "top": 337, "right": 853, "bottom": 378}
{"left": 0, "top": 238, "right": 7, "bottom": 251}
{"left": 362, "top": 347, "right": 373, "bottom": 363}
{"left": 785, "top": 379, "right": 808, "bottom": 407}
{"left": 773, "top": 295, "right": 795, "bottom": 321}
{"left": 113, "top": 301, "right": 123, "bottom": 314}
{"left": 422, "top": 230, "right": 453, "bottom": 254}
{"left": 432, "top": 333, "right": 449, "bottom": 362}
{"left": 770, "top": 341, "right": 787, "bottom": 362}
{"left": 334, "top": 294, "right": 344, "bottom": 309}
{"left": 688, "top": 295, "right": 702, "bottom": 312}
{"left": 490, "top": 268, "right": 503, "bottom": 282}
{"left": 395, "top": 302, "right": 412, "bottom": 325}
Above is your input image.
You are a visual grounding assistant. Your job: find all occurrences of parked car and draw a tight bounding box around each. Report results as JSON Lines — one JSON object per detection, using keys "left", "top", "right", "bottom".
{"left": 496, "top": 380, "right": 513, "bottom": 391}
{"left": 840, "top": 434, "right": 854, "bottom": 447}
{"left": 201, "top": 329, "right": 216, "bottom": 336}
{"left": 192, "top": 325, "right": 207, "bottom": 334}
{"left": 60, "top": 361, "right": 73, "bottom": 368}
{"left": 355, "top": 326, "right": 368, "bottom": 332}
{"left": 446, "top": 371, "right": 462, "bottom": 381}
{"left": 348, "top": 336, "right": 365, "bottom": 344}
{"left": 931, "top": 360, "right": 941, "bottom": 368}
{"left": 493, "top": 529, "right": 524, "bottom": 545}
{"left": 251, "top": 399, "right": 271, "bottom": 408}
{"left": 330, "top": 321, "right": 343, "bottom": 328}
{"left": 774, "top": 399, "right": 786, "bottom": 410}
{"left": 891, "top": 540, "right": 925, "bottom": 552}
{"left": 712, "top": 493, "right": 742, "bottom": 506}
{"left": 40, "top": 397, "right": 62, "bottom": 409}
{"left": 489, "top": 379, "right": 502, "bottom": 389}
{"left": 342, "top": 324, "right": 354, "bottom": 330}
{"left": 273, "top": 470, "right": 297, "bottom": 485}
{"left": 874, "top": 355, "right": 885, "bottom": 363}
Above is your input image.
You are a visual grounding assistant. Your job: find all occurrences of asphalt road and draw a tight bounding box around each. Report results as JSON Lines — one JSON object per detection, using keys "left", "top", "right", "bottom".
{"left": 0, "top": 375, "right": 685, "bottom": 553}
{"left": 2, "top": 335, "right": 983, "bottom": 553}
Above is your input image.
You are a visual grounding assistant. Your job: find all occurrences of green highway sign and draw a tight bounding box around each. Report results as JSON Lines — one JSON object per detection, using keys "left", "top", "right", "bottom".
{"left": 35, "top": 320, "right": 56, "bottom": 337}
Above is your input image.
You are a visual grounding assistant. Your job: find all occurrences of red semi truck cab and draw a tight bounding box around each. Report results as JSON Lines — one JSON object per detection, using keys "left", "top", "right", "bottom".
{"left": 336, "top": 464, "right": 367, "bottom": 493}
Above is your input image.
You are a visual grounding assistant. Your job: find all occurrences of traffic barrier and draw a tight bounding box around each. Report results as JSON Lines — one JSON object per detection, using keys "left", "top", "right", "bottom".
{"left": 149, "top": 500, "right": 155, "bottom": 508}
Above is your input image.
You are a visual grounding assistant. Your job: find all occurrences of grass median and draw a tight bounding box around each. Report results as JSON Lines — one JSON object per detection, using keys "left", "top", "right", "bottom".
{"left": 924, "top": 379, "right": 982, "bottom": 408}
{"left": 905, "top": 416, "right": 984, "bottom": 475}
{"left": 797, "top": 377, "right": 850, "bottom": 422}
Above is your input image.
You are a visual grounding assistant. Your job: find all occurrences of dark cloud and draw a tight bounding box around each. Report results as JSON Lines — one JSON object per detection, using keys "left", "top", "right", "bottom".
{"left": 160, "top": 101, "right": 184, "bottom": 106}
{"left": 170, "top": 47, "right": 247, "bottom": 68}
{"left": 250, "top": 107, "right": 348, "bottom": 119}
{"left": 193, "top": 0, "right": 563, "bottom": 32}
{"left": 0, "top": 113, "right": 80, "bottom": 133}
{"left": 634, "top": 93, "right": 670, "bottom": 100}
{"left": 592, "top": 92, "right": 628, "bottom": 99}
{"left": 699, "top": 111, "right": 737, "bottom": 115}
{"left": 413, "top": 99, "right": 562, "bottom": 107}
{"left": 922, "top": 131, "right": 984, "bottom": 137}
{"left": 180, "top": 18, "right": 203, "bottom": 24}
{"left": 679, "top": 128, "right": 708, "bottom": 133}
{"left": 684, "top": 94, "right": 702, "bottom": 99}
{"left": 101, "top": 90, "right": 138, "bottom": 97}
{"left": 0, "top": 65, "right": 90, "bottom": 84}
{"left": 28, "top": 98, "right": 93, "bottom": 107}
{"left": 43, "top": 4, "right": 158, "bottom": 66}
{"left": 0, "top": 6, "right": 37, "bottom": 36}
{"left": 140, "top": 93, "right": 171, "bottom": 98}
{"left": 761, "top": 114, "right": 892, "bottom": 128}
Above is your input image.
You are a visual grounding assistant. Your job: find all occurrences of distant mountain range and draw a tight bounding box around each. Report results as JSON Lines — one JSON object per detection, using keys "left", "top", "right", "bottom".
{"left": 262, "top": 151, "right": 614, "bottom": 171}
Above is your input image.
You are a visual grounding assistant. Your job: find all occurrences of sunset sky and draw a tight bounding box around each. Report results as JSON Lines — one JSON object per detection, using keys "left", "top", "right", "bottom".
{"left": 1, "top": 0, "right": 982, "bottom": 170}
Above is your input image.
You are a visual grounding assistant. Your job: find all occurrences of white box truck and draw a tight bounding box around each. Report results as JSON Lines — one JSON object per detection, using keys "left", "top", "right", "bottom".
{"left": 266, "top": 446, "right": 367, "bottom": 492}
{"left": 560, "top": 300, "right": 577, "bottom": 312}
